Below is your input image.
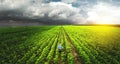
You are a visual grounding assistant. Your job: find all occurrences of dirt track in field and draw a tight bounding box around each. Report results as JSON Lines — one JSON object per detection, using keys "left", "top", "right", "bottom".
{"left": 62, "top": 27, "right": 82, "bottom": 64}
{"left": 58, "top": 27, "right": 62, "bottom": 64}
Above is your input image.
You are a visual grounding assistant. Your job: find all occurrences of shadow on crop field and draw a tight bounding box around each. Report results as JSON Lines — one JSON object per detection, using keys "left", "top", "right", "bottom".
{"left": 0, "top": 26, "right": 55, "bottom": 46}
{"left": 0, "top": 26, "right": 55, "bottom": 63}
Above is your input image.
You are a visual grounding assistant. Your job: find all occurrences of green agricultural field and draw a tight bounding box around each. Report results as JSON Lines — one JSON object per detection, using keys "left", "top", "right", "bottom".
{"left": 0, "top": 26, "right": 120, "bottom": 64}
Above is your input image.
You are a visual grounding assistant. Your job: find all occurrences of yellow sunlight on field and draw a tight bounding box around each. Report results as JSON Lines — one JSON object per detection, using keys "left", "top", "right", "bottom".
{"left": 93, "top": 26, "right": 111, "bottom": 30}
{"left": 90, "top": 26, "right": 115, "bottom": 33}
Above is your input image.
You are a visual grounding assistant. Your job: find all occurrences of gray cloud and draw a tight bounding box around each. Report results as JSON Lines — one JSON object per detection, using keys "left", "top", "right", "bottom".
{"left": 0, "top": 0, "right": 86, "bottom": 24}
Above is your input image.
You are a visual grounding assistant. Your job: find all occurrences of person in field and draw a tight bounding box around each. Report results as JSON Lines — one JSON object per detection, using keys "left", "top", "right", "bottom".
{"left": 58, "top": 44, "right": 62, "bottom": 53}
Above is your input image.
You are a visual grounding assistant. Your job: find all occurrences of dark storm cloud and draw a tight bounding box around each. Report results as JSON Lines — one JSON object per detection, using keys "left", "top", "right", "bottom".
{"left": 0, "top": 0, "right": 86, "bottom": 24}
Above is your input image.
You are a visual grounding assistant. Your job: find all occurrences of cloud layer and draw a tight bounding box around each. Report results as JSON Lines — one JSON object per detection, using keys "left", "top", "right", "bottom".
{"left": 0, "top": 0, "right": 120, "bottom": 24}
{"left": 0, "top": 0, "right": 86, "bottom": 24}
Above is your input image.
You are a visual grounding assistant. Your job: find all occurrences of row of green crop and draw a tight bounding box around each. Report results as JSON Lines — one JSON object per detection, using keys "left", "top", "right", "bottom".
{"left": 54, "top": 27, "right": 76, "bottom": 64}
{"left": 74, "top": 26, "right": 120, "bottom": 62}
{"left": 44, "top": 26, "right": 75, "bottom": 64}
{"left": 22, "top": 27, "right": 60, "bottom": 64}
{"left": 0, "top": 26, "right": 59, "bottom": 64}
{"left": 45, "top": 35, "right": 59, "bottom": 64}
{"left": 71, "top": 34, "right": 119, "bottom": 64}
{"left": 52, "top": 27, "right": 62, "bottom": 64}
{"left": 63, "top": 26, "right": 120, "bottom": 64}
{"left": 45, "top": 27, "right": 64, "bottom": 64}
{"left": 0, "top": 28, "right": 41, "bottom": 63}
{"left": 17, "top": 27, "right": 60, "bottom": 64}
{"left": 35, "top": 35, "right": 58, "bottom": 64}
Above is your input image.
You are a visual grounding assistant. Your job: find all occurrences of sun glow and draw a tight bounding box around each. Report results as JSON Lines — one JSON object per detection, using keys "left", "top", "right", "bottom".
{"left": 87, "top": 3, "right": 120, "bottom": 24}
{"left": 87, "top": 11, "right": 114, "bottom": 24}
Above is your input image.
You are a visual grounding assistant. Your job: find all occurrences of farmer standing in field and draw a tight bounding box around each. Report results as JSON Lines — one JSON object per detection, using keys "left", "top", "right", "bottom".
{"left": 58, "top": 44, "right": 62, "bottom": 64}
{"left": 58, "top": 44, "right": 62, "bottom": 53}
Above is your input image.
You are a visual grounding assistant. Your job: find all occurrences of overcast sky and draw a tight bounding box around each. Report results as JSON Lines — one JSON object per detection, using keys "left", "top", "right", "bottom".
{"left": 0, "top": 0, "right": 120, "bottom": 24}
